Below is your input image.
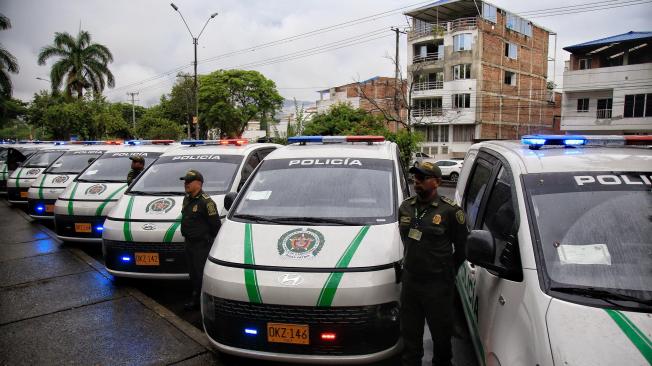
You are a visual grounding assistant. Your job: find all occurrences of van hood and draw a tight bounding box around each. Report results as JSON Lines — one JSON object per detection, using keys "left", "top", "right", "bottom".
{"left": 546, "top": 298, "right": 652, "bottom": 365}
{"left": 107, "top": 193, "right": 226, "bottom": 221}
{"left": 211, "top": 221, "right": 402, "bottom": 268}
{"left": 33, "top": 173, "right": 79, "bottom": 189}
{"left": 60, "top": 181, "right": 128, "bottom": 201}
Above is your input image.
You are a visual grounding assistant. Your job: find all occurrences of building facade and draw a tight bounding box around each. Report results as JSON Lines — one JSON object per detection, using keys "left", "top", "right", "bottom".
{"left": 561, "top": 31, "right": 652, "bottom": 134}
{"left": 406, "top": 0, "right": 560, "bottom": 158}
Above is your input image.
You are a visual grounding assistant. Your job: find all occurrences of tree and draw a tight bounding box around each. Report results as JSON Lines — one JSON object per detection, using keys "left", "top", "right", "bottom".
{"left": 158, "top": 74, "right": 195, "bottom": 138}
{"left": 135, "top": 107, "right": 183, "bottom": 140}
{"left": 199, "top": 69, "right": 283, "bottom": 137}
{"left": 0, "top": 13, "right": 19, "bottom": 97}
{"left": 302, "top": 103, "right": 389, "bottom": 136}
{"left": 38, "top": 30, "right": 115, "bottom": 98}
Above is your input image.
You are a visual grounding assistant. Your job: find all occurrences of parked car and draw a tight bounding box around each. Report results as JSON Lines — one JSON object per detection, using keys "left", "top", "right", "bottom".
{"left": 435, "top": 159, "right": 463, "bottom": 182}
{"left": 411, "top": 152, "right": 436, "bottom": 166}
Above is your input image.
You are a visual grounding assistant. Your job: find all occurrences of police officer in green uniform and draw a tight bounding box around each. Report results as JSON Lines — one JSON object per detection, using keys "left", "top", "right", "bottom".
{"left": 126, "top": 155, "right": 145, "bottom": 185}
{"left": 399, "top": 161, "right": 469, "bottom": 366}
{"left": 179, "top": 169, "right": 221, "bottom": 310}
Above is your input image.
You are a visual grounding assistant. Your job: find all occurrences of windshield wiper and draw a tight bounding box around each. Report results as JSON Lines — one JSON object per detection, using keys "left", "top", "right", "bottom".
{"left": 272, "top": 217, "right": 365, "bottom": 226}
{"left": 48, "top": 171, "right": 79, "bottom": 175}
{"left": 128, "top": 190, "right": 167, "bottom": 196}
{"left": 231, "top": 214, "right": 286, "bottom": 224}
{"left": 550, "top": 286, "right": 652, "bottom": 306}
{"left": 77, "top": 179, "right": 125, "bottom": 183}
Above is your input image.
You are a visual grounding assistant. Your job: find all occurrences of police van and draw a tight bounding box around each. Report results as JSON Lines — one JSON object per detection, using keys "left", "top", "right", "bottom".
{"left": 454, "top": 135, "right": 652, "bottom": 366}
{"left": 7, "top": 144, "right": 71, "bottom": 204}
{"left": 102, "top": 139, "right": 280, "bottom": 279}
{"left": 53, "top": 140, "right": 175, "bottom": 243}
{"left": 1, "top": 142, "right": 48, "bottom": 195}
{"left": 201, "top": 136, "right": 410, "bottom": 364}
{"left": 27, "top": 142, "right": 119, "bottom": 219}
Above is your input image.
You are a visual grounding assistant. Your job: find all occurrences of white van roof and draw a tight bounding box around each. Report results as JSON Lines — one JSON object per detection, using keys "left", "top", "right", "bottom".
{"left": 162, "top": 143, "right": 279, "bottom": 157}
{"left": 267, "top": 141, "right": 396, "bottom": 160}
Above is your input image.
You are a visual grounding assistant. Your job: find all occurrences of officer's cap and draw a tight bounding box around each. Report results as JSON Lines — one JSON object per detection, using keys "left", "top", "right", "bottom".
{"left": 180, "top": 169, "right": 204, "bottom": 183}
{"left": 129, "top": 155, "right": 145, "bottom": 163}
{"left": 409, "top": 161, "right": 442, "bottom": 178}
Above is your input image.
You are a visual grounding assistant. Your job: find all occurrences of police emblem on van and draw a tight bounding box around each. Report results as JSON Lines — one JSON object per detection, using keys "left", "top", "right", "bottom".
{"left": 26, "top": 168, "right": 41, "bottom": 176}
{"left": 277, "top": 228, "right": 325, "bottom": 259}
{"left": 52, "top": 175, "right": 69, "bottom": 184}
{"left": 85, "top": 184, "right": 107, "bottom": 195}
{"left": 146, "top": 198, "right": 175, "bottom": 214}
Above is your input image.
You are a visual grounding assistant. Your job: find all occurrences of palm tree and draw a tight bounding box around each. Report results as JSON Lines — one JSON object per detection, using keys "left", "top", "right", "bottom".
{"left": 0, "top": 14, "right": 19, "bottom": 97}
{"left": 38, "top": 30, "right": 115, "bottom": 98}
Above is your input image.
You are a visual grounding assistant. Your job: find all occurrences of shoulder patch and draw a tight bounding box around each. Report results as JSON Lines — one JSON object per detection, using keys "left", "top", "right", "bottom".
{"left": 440, "top": 196, "right": 457, "bottom": 207}
{"left": 201, "top": 193, "right": 210, "bottom": 199}
{"left": 403, "top": 196, "right": 417, "bottom": 205}
{"left": 456, "top": 210, "right": 466, "bottom": 224}
{"left": 207, "top": 201, "right": 218, "bottom": 216}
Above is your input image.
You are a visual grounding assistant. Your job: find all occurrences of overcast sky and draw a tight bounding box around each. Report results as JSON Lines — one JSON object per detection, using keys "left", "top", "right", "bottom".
{"left": 1, "top": 0, "right": 650, "bottom": 107}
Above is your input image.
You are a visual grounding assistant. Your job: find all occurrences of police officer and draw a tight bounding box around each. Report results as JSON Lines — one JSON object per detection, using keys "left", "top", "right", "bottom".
{"left": 399, "top": 161, "right": 469, "bottom": 366}
{"left": 179, "top": 169, "right": 221, "bottom": 310}
{"left": 127, "top": 155, "right": 145, "bottom": 185}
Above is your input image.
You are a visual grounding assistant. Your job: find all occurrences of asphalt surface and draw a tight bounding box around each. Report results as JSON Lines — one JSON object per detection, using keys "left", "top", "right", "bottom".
{"left": 2, "top": 183, "right": 478, "bottom": 366}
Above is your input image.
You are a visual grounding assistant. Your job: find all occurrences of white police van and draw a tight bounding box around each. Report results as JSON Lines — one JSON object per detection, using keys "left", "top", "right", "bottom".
{"left": 27, "top": 142, "right": 119, "bottom": 219}
{"left": 102, "top": 139, "right": 280, "bottom": 279}
{"left": 1, "top": 142, "right": 48, "bottom": 195}
{"left": 53, "top": 140, "right": 175, "bottom": 243}
{"left": 202, "top": 136, "right": 411, "bottom": 364}
{"left": 454, "top": 135, "right": 652, "bottom": 366}
{"left": 7, "top": 144, "right": 71, "bottom": 204}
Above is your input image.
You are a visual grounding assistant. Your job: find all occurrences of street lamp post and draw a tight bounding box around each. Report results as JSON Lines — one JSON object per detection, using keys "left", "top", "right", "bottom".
{"left": 170, "top": 3, "right": 218, "bottom": 140}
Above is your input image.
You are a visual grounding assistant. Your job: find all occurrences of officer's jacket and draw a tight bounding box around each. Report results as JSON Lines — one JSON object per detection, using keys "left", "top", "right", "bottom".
{"left": 399, "top": 194, "right": 469, "bottom": 278}
{"left": 126, "top": 169, "right": 141, "bottom": 185}
{"left": 180, "top": 191, "right": 221, "bottom": 241}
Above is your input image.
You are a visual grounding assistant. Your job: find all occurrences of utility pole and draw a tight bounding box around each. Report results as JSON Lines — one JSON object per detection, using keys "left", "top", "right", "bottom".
{"left": 127, "top": 92, "right": 139, "bottom": 136}
{"left": 391, "top": 27, "right": 406, "bottom": 131}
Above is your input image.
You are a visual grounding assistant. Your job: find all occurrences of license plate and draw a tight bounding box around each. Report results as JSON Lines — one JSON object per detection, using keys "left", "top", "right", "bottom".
{"left": 135, "top": 252, "right": 160, "bottom": 266}
{"left": 267, "top": 323, "right": 309, "bottom": 345}
{"left": 20, "top": 191, "right": 28, "bottom": 198}
{"left": 45, "top": 204, "right": 54, "bottom": 213}
{"left": 74, "top": 223, "right": 92, "bottom": 233}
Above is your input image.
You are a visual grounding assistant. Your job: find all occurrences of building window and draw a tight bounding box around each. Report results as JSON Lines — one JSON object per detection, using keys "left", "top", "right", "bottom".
{"left": 577, "top": 98, "right": 589, "bottom": 112}
{"left": 579, "top": 58, "right": 592, "bottom": 70}
{"left": 453, "top": 64, "right": 471, "bottom": 80}
{"left": 504, "top": 71, "right": 517, "bottom": 86}
{"left": 624, "top": 94, "right": 652, "bottom": 118}
{"left": 504, "top": 42, "right": 518, "bottom": 59}
{"left": 415, "top": 125, "right": 449, "bottom": 142}
{"left": 453, "top": 33, "right": 472, "bottom": 51}
{"left": 453, "top": 94, "right": 471, "bottom": 109}
{"left": 440, "top": 125, "right": 449, "bottom": 142}
{"left": 453, "top": 124, "right": 475, "bottom": 142}
{"left": 506, "top": 12, "right": 532, "bottom": 36}
{"left": 482, "top": 3, "right": 497, "bottom": 23}
{"left": 596, "top": 98, "right": 612, "bottom": 119}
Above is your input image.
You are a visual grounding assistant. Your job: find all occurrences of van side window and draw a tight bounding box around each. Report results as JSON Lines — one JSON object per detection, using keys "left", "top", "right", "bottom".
{"left": 256, "top": 148, "right": 275, "bottom": 161}
{"left": 463, "top": 161, "right": 493, "bottom": 227}
{"left": 481, "top": 167, "right": 522, "bottom": 281}
{"left": 395, "top": 148, "right": 410, "bottom": 198}
{"left": 241, "top": 152, "right": 261, "bottom": 187}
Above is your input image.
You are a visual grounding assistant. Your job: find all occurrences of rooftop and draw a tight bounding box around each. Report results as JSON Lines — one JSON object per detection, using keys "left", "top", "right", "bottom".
{"left": 563, "top": 31, "right": 652, "bottom": 53}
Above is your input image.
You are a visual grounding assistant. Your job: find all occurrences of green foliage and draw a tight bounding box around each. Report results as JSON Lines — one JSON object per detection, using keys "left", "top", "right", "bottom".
{"left": 0, "top": 13, "right": 18, "bottom": 98}
{"left": 385, "top": 128, "right": 424, "bottom": 172}
{"left": 135, "top": 110, "right": 183, "bottom": 140}
{"left": 199, "top": 69, "right": 283, "bottom": 137}
{"left": 302, "top": 103, "right": 388, "bottom": 136}
{"left": 0, "top": 122, "right": 31, "bottom": 140}
{"left": 0, "top": 97, "right": 26, "bottom": 128}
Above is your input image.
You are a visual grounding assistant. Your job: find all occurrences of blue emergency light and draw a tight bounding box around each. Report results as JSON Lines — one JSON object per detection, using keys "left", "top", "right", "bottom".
{"left": 95, "top": 225, "right": 104, "bottom": 232}
{"left": 521, "top": 135, "right": 587, "bottom": 149}
{"left": 121, "top": 256, "right": 131, "bottom": 262}
{"left": 288, "top": 135, "right": 385, "bottom": 144}
{"left": 244, "top": 328, "right": 258, "bottom": 335}
{"left": 35, "top": 205, "right": 45, "bottom": 212}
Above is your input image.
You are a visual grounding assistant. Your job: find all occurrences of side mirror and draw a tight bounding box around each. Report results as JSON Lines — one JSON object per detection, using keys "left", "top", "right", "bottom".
{"left": 223, "top": 192, "right": 237, "bottom": 211}
{"left": 465, "top": 230, "right": 507, "bottom": 275}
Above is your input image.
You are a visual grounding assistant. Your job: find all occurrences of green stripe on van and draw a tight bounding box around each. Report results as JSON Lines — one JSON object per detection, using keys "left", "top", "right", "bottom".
{"left": 163, "top": 215, "right": 182, "bottom": 243}
{"left": 95, "top": 184, "right": 128, "bottom": 216}
{"left": 606, "top": 309, "right": 652, "bottom": 362}
{"left": 243, "top": 223, "right": 262, "bottom": 303}
{"left": 123, "top": 196, "right": 135, "bottom": 242}
{"left": 38, "top": 174, "right": 47, "bottom": 199}
{"left": 15, "top": 168, "right": 23, "bottom": 188}
{"left": 316, "top": 225, "right": 370, "bottom": 307}
{"left": 67, "top": 182, "right": 79, "bottom": 216}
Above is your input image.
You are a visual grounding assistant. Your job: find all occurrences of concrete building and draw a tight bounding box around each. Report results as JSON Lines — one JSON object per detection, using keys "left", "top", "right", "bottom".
{"left": 561, "top": 31, "right": 652, "bottom": 134}
{"left": 405, "top": 0, "right": 560, "bottom": 158}
{"left": 316, "top": 76, "right": 407, "bottom": 132}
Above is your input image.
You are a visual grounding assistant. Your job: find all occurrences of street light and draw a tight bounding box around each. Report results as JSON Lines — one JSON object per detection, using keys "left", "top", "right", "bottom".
{"left": 170, "top": 3, "right": 218, "bottom": 140}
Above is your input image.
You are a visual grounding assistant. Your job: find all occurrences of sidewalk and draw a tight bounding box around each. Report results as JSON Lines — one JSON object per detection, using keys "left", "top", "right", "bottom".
{"left": 0, "top": 200, "right": 221, "bottom": 365}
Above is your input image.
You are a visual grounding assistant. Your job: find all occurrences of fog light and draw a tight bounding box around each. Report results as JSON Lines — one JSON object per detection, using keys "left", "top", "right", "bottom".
{"left": 36, "top": 205, "right": 45, "bottom": 212}
{"left": 95, "top": 225, "right": 104, "bottom": 232}
{"left": 120, "top": 256, "right": 131, "bottom": 262}
{"left": 244, "top": 328, "right": 258, "bottom": 335}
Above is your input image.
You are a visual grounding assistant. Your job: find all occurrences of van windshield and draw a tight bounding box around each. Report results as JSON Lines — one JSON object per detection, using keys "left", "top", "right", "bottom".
{"left": 24, "top": 151, "right": 66, "bottom": 167}
{"left": 45, "top": 150, "right": 105, "bottom": 174}
{"left": 129, "top": 154, "right": 243, "bottom": 195}
{"left": 232, "top": 158, "right": 396, "bottom": 225}
{"left": 524, "top": 172, "right": 652, "bottom": 297}
{"left": 77, "top": 152, "right": 162, "bottom": 182}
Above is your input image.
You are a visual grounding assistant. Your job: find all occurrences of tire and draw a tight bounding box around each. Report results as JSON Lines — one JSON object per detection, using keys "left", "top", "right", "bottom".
{"left": 449, "top": 172, "right": 459, "bottom": 182}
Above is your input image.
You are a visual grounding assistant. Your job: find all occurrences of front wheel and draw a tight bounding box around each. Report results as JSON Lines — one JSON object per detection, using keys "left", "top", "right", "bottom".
{"left": 449, "top": 172, "right": 459, "bottom": 182}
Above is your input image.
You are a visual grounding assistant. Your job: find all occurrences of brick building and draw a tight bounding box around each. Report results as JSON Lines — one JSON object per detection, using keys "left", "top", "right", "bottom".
{"left": 405, "top": 0, "right": 561, "bottom": 158}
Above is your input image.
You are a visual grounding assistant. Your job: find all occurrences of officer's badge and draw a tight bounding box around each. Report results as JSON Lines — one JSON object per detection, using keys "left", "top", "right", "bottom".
{"left": 456, "top": 210, "right": 465, "bottom": 224}
{"left": 146, "top": 198, "right": 175, "bottom": 214}
{"left": 277, "top": 228, "right": 325, "bottom": 259}
{"left": 192, "top": 204, "right": 198, "bottom": 212}
{"left": 207, "top": 201, "right": 217, "bottom": 215}
{"left": 432, "top": 214, "right": 442, "bottom": 225}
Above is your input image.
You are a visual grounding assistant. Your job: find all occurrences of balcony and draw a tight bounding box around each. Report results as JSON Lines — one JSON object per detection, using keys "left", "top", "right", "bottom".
{"left": 408, "top": 17, "right": 478, "bottom": 41}
{"left": 596, "top": 109, "right": 612, "bottom": 119}
{"left": 412, "top": 108, "right": 443, "bottom": 117}
{"left": 413, "top": 81, "right": 444, "bottom": 91}
{"left": 413, "top": 52, "right": 442, "bottom": 64}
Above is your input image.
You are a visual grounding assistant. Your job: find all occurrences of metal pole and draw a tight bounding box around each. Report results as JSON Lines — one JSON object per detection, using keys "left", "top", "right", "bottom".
{"left": 194, "top": 37, "right": 199, "bottom": 140}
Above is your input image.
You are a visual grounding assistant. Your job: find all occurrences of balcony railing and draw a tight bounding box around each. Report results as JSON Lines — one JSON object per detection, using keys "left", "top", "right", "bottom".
{"left": 408, "top": 17, "right": 478, "bottom": 40}
{"left": 413, "top": 52, "right": 441, "bottom": 63}
{"left": 413, "top": 81, "right": 444, "bottom": 91}
{"left": 596, "top": 109, "right": 612, "bottom": 119}
{"left": 412, "top": 108, "right": 443, "bottom": 117}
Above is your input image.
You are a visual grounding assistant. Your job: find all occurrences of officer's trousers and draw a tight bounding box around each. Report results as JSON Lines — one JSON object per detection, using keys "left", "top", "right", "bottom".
{"left": 184, "top": 238, "right": 212, "bottom": 298}
{"left": 400, "top": 271, "right": 454, "bottom": 366}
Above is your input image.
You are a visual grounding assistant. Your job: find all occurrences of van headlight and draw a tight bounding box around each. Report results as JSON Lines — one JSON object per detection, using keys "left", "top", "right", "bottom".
{"left": 376, "top": 302, "right": 400, "bottom": 324}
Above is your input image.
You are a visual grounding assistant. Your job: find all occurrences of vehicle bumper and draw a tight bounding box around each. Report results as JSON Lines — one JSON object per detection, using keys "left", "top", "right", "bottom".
{"left": 28, "top": 199, "right": 57, "bottom": 218}
{"left": 103, "top": 239, "right": 189, "bottom": 278}
{"left": 54, "top": 214, "right": 105, "bottom": 241}
{"left": 106, "top": 268, "right": 189, "bottom": 280}
{"left": 6, "top": 187, "right": 29, "bottom": 203}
